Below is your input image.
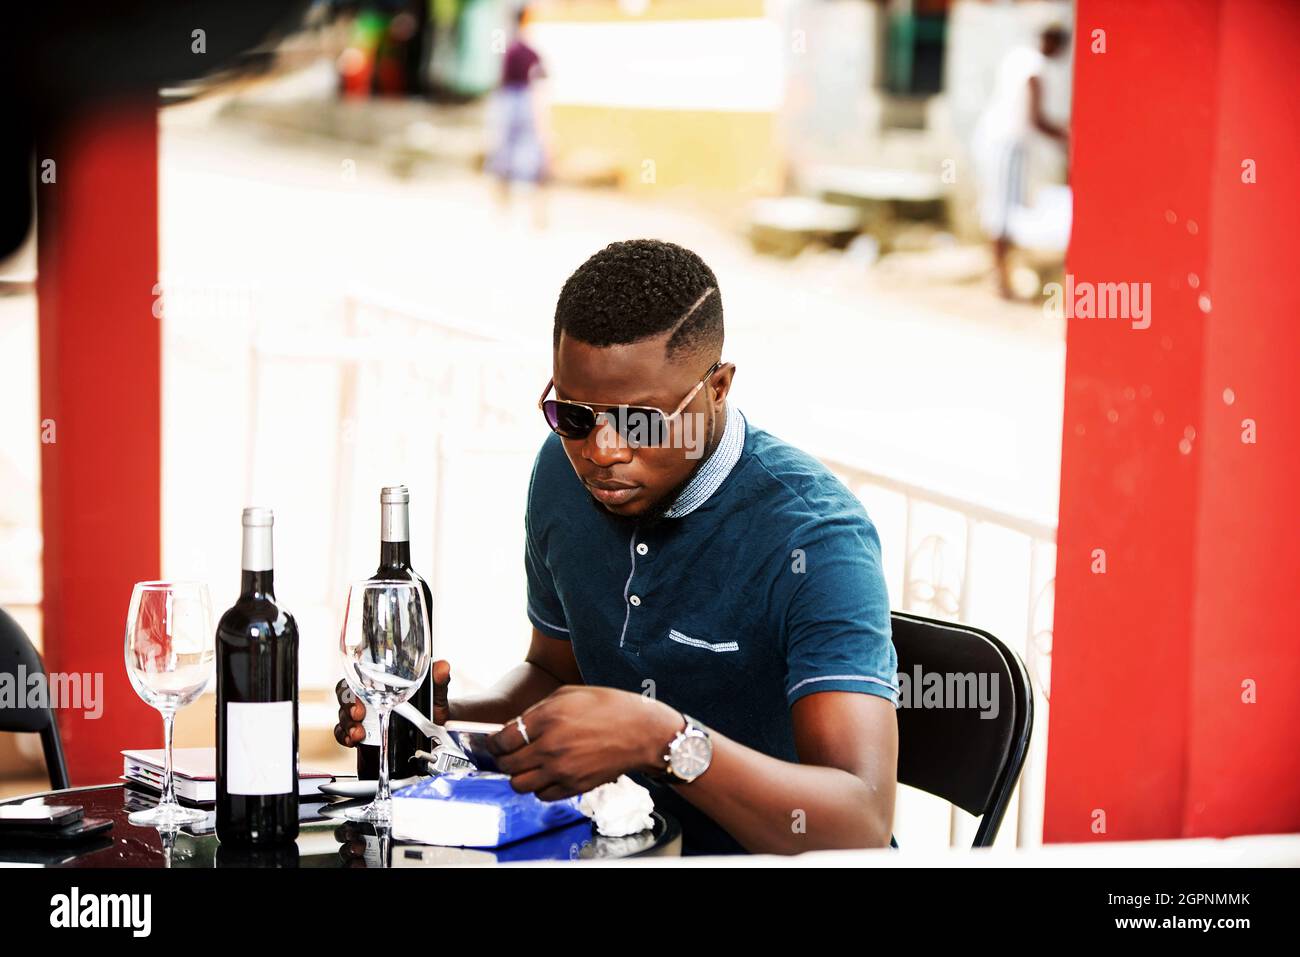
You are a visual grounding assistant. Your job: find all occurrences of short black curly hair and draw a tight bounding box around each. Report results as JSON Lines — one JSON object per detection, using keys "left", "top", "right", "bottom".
{"left": 553, "top": 239, "right": 724, "bottom": 363}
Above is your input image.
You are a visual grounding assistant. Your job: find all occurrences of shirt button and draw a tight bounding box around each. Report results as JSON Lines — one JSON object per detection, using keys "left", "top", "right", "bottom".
{"left": 636, "top": 543, "right": 648, "bottom": 556}
{"left": 629, "top": 595, "right": 642, "bottom": 607}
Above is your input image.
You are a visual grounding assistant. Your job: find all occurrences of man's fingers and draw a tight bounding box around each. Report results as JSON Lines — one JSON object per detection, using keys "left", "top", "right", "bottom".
{"left": 536, "top": 784, "right": 579, "bottom": 802}
{"left": 334, "top": 721, "right": 368, "bottom": 746}
{"left": 334, "top": 701, "right": 367, "bottom": 747}
{"left": 492, "top": 697, "right": 554, "bottom": 754}
{"left": 336, "top": 701, "right": 365, "bottom": 726}
{"left": 430, "top": 660, "right": 452, "bottom": 722}
{"left": 488, "top": 716, "right": 535, "bottom": 756}
{"left": 506, "top": 767, "right": 557, "bottom": 796}
{"left": 493, "top": 740, "right": 544, "bottom": 775}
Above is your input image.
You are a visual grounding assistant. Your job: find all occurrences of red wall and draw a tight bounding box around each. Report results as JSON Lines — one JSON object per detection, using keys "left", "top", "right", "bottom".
{"left": 38, "top": 102, "right": 163, "bottom": 784}
{"left": 1045, "top": 0, "right": 1300, "bottom": 841}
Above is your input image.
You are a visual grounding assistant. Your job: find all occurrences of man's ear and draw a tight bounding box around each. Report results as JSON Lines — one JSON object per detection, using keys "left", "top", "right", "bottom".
{"left": 711, "top": 362, "right": 736, "bottom": 408}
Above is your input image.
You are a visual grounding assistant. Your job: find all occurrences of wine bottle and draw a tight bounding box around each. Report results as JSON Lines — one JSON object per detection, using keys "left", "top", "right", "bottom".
{"left": 216, "top": 507, "right": 300, "bottom": 845}
{"left": 357, "top": 485, "right": 435, "bottom": 780}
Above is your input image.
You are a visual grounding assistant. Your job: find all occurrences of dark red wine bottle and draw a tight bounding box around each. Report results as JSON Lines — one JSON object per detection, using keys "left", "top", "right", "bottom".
{"left": 357, "top": 486, "right": 435, "bottom": 780}
{"left": 216, "top": 507, "right": 300, "bottom": 845}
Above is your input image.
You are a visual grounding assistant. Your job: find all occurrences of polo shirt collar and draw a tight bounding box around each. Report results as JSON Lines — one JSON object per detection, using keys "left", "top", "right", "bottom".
{"left": 663, "top": 405, "right": 746, "bottom": 519}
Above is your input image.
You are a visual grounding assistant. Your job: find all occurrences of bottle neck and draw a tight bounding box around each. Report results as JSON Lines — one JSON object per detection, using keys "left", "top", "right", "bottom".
{"left": 241, "top": 523, "right": 275, "bottom": 597}
{"left": 379, "top": 502, "right": 411, "bottom": 570}
{"left": 240, "top": 569, "right": 275, "bottom": 598}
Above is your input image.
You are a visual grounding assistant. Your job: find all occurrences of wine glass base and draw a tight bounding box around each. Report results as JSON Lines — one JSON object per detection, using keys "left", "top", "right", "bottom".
{"left": 128, "top": 802, "right": 208, "bottom": 827}
{"left": 343, "top": 800, "right": 392, "bottom": 825}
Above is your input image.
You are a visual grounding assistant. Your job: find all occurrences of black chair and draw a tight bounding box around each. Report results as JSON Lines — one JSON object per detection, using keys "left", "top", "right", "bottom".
{"left": 0, "top": 607, "right": 70, "bottom": 790}
{"left": 891, "top": 610, "right": 1033, "bottom": 847}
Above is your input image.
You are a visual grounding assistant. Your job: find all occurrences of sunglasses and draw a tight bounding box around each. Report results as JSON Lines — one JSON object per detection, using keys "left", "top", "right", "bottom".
{"left": 538, "top": 361, "right": 724, "bottom": 447}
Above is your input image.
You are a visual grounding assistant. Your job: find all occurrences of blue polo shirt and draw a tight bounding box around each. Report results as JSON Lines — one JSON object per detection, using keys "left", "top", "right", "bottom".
{"left": 524, "top": 406, "right": 898, "bottom": 853}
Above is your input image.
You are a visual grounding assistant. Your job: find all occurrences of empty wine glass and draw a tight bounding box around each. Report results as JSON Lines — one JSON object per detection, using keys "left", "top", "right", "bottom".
{"left": 124, "top": 581, "right": 214, "bottom": 826}
{"left": 339, "top": 579, "right": 431, "bottom": 824}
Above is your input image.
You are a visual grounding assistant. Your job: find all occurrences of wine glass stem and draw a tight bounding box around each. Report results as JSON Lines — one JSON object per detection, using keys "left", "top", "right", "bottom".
{"left": 377, "top": 708, "right": 392, "bottom": 806}
{"left": 161, "top": 710, "right": 178, "bottom": 808}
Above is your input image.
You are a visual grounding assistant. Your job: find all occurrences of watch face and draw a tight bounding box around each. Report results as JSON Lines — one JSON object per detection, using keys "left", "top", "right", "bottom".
{"left": 671, "top": 732, "right": 712, "bottom": 780}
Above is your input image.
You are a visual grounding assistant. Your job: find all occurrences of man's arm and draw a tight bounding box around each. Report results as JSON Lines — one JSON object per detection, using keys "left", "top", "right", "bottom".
{"left": 661, "top": 691, "right": 897, "bottom": 853}
{"left": 489, "top": 684, "right": 897, "bottom": 855}
{"left": 1029, "top": 74, "right": 1068, "bottom": 143}
{"left": 446, "top": 627, "right": 583, "bottom": 723}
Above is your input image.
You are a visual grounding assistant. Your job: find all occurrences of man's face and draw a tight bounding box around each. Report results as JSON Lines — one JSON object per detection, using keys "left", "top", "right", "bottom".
{"left": 552, "top": 333, "right": 732, "bottom": 519}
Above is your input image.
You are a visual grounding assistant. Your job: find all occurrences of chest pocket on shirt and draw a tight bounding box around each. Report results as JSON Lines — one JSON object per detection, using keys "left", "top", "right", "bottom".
{"left": 666, "top": 628, "right": 739, "bottom": 653}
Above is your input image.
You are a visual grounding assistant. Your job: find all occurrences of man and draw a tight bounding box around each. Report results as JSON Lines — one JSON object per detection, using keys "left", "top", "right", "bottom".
{"left": 971, "top": 21, "right": 1071, "bottom": 298}
{"left": 336, "top": 239, "right": 899, "bottom": 854}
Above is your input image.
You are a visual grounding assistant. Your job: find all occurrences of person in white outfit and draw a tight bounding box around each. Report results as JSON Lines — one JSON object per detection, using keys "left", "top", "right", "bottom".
{"left": 972, "top": 23, "right": 1070, "bottom": 298}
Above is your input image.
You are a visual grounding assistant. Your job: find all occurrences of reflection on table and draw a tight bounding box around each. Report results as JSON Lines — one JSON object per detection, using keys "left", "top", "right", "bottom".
{"left": 0, "top": 783, "right": 681, "bottom": 867}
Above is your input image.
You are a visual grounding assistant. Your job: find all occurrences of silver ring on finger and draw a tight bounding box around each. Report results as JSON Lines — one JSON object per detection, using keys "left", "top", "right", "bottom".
{"left": 515, "top": 714, "right": 530, "bottom": 745}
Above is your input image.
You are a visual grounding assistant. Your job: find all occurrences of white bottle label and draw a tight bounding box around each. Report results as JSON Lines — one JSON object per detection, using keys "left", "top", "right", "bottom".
{"left": 226, "top": 700, "right": 294, "bottom": 795}
{"left": 363, "top": 835, "right": 383, "bottom": 868}
{"left": 362, "top": 706, "right": 381, "bottom": 747}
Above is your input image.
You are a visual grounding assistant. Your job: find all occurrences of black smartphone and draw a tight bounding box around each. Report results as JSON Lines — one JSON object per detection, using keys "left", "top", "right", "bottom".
{"left": 0, "top": 816, "right": 111, "bottom": 845}
{"left": 444, "top": 720, "right": 505, "bottom": 772}
{"left": 0, "top": 804, "right": 83, "bottom": 830}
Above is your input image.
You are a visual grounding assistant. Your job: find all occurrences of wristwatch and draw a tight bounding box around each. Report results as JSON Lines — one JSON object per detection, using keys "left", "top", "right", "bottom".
{"left": 661, "top": 713, "right": 713, "bottom": 784}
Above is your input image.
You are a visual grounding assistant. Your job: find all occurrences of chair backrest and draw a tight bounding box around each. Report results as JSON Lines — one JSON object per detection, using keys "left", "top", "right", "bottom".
{"left": 891, "top": 611, "right": 1033, "bottom": 847}
{"left": 0, "top": 607, "right": 70, "bottom": 790}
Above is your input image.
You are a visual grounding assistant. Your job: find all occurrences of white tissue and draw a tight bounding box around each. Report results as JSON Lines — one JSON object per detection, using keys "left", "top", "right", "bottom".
{"left": 579, "top": 775, "right": 655, "bottom": 837}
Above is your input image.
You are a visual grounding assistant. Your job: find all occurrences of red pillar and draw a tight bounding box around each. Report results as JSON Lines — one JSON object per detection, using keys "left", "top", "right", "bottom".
{"left": 1044, "top": 0, "right": 1300, "bottom": 841}
{"left": 38, "top": 101, "right": 162, "bottom": 784}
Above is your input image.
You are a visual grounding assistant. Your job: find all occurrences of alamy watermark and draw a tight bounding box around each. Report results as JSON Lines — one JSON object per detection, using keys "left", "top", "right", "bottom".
{"left": 1043, "top": 274, "right": 1152, "bottom": 330}
{"left": 895, "top": 666, "right": 1000, "bottom": 720}
{"left": 50, "top": 887, "right": 151, "bottom": 936}
{"left": 0, "top": 666, "right": 103, "bottom": 719}
{"left": 594, "top": 409, "right": 710, "bottom": 459}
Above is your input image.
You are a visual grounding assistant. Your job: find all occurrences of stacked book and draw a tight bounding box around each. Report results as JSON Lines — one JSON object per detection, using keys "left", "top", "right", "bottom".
{"left": 121, "top": 748, "right": 334, "bottom": 806}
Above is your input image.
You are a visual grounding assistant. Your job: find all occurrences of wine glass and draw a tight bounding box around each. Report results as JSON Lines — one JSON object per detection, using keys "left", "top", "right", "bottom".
{"left": 124, "top": 581, "right": 214, "bottom": 826}
{"left": 339, "top": 579, "right": 431, "bottom": 824}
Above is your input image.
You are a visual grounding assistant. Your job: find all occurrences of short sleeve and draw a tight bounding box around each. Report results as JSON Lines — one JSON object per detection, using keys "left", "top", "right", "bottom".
{"left": 524, "top": 449, "right": 571, "bottom": 641}
{"left": 782, "top": 515, "right": 898, "bottom": 706}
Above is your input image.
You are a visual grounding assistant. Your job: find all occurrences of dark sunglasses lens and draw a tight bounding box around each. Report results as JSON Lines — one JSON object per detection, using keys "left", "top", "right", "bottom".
{"left": 611, "top": 407, "right": 667, "bottom": 447}
{"left": 543, "top": 400, "right": 596, "bottom": 438}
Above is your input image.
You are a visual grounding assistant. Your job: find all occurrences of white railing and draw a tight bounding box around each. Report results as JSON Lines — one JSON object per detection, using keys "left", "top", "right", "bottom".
{"left": 240, "top": 289, "right": 547, "bottom": 697}
{"left": 815, "top": 454, "right": 1055, "bottom": 848}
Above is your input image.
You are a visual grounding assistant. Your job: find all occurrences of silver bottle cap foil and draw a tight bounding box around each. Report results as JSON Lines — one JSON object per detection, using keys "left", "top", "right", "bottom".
{"left": 242, "top": 507, "right": 274, "bottom": 527}
{"left": 241, "top": 507, "right": 274, "bottom": 571}
{"left": 380, "top": 486, "right": 410, "bottom": 543}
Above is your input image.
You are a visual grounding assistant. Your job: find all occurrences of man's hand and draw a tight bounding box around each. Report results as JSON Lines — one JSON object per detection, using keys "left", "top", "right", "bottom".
{"left": 333, "top": 659, "right": 453, "bottom": 747}
{"left": 488, "top": 685, "right": 682, "bottom": 801}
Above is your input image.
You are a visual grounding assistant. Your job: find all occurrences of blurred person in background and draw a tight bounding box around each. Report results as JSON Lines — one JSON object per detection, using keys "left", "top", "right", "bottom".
{"left": 486, "top": 4, "right": 550, "bottom": 227}
{"left": 972, "top": 21, "right": 1070, "bottom": 298}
